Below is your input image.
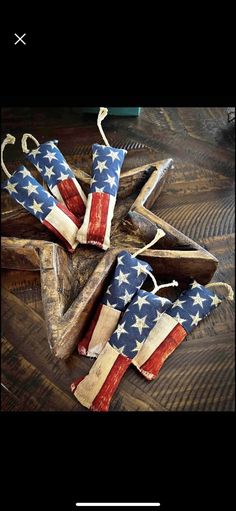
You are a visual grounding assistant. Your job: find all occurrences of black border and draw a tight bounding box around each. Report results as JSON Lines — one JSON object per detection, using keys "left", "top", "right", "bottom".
{"left": 1, "top": 99, "right": 235, "bottom": 511}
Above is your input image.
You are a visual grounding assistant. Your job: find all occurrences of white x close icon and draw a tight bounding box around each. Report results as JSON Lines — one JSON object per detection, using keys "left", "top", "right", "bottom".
{"left": 14, "top": 33, "right": 26, "bottom": 45}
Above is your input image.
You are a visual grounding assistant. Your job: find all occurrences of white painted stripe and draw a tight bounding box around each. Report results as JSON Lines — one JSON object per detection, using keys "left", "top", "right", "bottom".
{"left": 45, "top": 204, "right": 79, "bottom": 249}
{"left": 133, "top": 313, "right": 178, "bottom": 368}
{"left": 74, "top": 343, "right": 119, "bottom": 408}
{"left": 87, "top": 304, "right": 121, "bottom": 357}
{"left": 72, "top": 177, "right": 87, "bottom": 205}
{"left": 75, "top": 504, "right": 161, "bottom": 507}
{"left": 50, "top": 184, "right": 66, "bottom": 205}
{"left": 103, "top": 194, "right": 116, "bottom": 250}
{"left": 76, "top": 193, "right": 92, "bottom": 243}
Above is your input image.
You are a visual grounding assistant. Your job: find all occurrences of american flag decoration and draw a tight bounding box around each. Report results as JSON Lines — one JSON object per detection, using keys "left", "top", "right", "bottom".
{"left": 22, "top": 134, "right": 87, "bottom": 217}
{"left": 133, "top": 281, "right": 229, "bottom": 380}
{"left": 71, "top": 290, "right": 172, "bottom": 411}
{"left": 1, "top": 133, "right": 83, "bottom": 253}
{"left": 77, "top": 250, "right": 153, "bottom": 358}
{"left": 76, "top": 108, "right": 127, "bottom": 250}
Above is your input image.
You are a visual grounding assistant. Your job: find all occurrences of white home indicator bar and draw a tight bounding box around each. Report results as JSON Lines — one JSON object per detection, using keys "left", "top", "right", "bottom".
{"left": 76, "top": 504, "right": 160, "bottom": 507}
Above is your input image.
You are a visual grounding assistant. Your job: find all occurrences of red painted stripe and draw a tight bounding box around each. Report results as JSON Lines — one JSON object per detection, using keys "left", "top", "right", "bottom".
{"left": 42, "top": 219, "right": 75, "bottom": 253}
{"left": 87, "top": 192, "right": 110, "bottom": 248}
{"left": 57, "top": 202, "right": 82, "bottom": 229}
{"left": 77, "top": 303, "right": 103, "bottom": 355}
{"left": 91, "top": 353, "right": 131, "bottom": 412}
{"left": 140, "top": 323, "right": 187, "bottom": 380}
{"left": 57, "top": 178, "right": 86, "bottom": 217}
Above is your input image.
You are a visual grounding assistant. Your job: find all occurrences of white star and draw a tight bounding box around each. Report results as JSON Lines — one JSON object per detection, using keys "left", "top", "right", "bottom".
{"left": 43, "top": 150, "right": 57, "bottom": 163}
{"left": 115, "top": 270, "right": 130, "bottom": 286}
{"left": 44, "top": 166, "right": 55, "bottom": 179}
{"left": 104, "top": 175, "right": 116, "bottom": 188}
{"left": 95, "top": 160, "right": 108, "bottom": 173}
{"left": 28, "top": 199, "right": 44, "bottom": 215}
{"left": 189, "top": 293, "right": 207, "bottom": 308}
{"left": 131, "top": 340, "right": 144, "bottom": 353}
{"left": 171, "top": 298, "right": 186, "bottom": 309}
{"left": 95, "top": 186, "right": 105, "bottom": 193}
{"left": 4, "top": 182, "right": 18, "bottom": 194}
{"left": 29, "top": 147, "right": 41, "bottom": 159}
{"left": 92, "top": 149, "right": 99, "bottom": 161}
{"left": 19, "top": 168, "right": 30, "bottom": 178}
{"left": 106, "top": 299, "right": 117, "bottom": 308}
{"left": 106, "top": 149, "right": 120, "bottom": 162}
{"left": 154, "top": 310, "right": 162, "bottom": 322}
{"left": 35, "top": 162, "right": 43, "bottom": 173}
{"left": 60, "top": 161, "right": 70, "bottom": 171}
{"left": 131, "top": 315, "right": 149, "bottom": 335}
{"left": 117, "top": 255, "right": 125, "bottom": 266}
{"left": 57, "top": 172, "right": 68, "bottom": 181}
{"left": 174, "top": 313, "right": 187, "bottom": 325}
{"left": 115, "top": 165, "right": 121, "bottom": 175}
{"left": 23, "top": 182, "right": 39, "bottom": 196}
{"left": 191, "top": 281, "right": 203, "bottom": 289}
{"left": 90, "top": 176, "right": 97, "bottom": 185}
{"left": 190, "top": 311, "right": 202, "bottom": 327}
{"left": 114, "top": 321, "right": 128, "bottom": 340}
{"left": 47, "top": 141, "right": 57, "bottom": 149}
{"left": 132, "top": 262, "right": 147, "bottom": 276}
{"left": 120, "top": 289, "right": 133, "bottom": 306}
{"left": 106, "top": 284, "right": 112, "bottom": 295}
{"left": 211, "top": 294, "right": 222, "bottom": 307}
{"left": 133, "top": 294, "right": 150, "bottom": 311}
{"left": 115, "top": 345, "right": 125, "bottom": 355}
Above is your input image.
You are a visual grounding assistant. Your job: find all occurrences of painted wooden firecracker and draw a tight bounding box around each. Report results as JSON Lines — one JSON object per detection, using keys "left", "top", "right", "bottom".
{"left": 133, "top": 281, "right": 234, "bottom": 380}
{"left": 77, "top": 229, "right": 165, "bottom": 357}
{"left": 76, "top": 108, "right": 127, "bottom": 250}
{"left": 22, "top": 134, "right": 87, "bottom": 217}
{"left": 1, "top": 135, "right": 81, "bottom": 252}
{"left": 71, "top": 277, "right": 178, "bottom": 411}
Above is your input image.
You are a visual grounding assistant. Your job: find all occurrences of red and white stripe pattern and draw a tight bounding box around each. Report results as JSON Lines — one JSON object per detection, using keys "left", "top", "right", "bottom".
{"left": 77, "top": 192, "right": 116, "bottom": 250}
{"left": 72, "top": 342, "right": 131, "bottom": 411}
{"left": 78, "top": 303, "right": 122, "bottom": 357}
{"left": 42, "top": 202, "right": 82, "bottom": 252}
{"left": 51, "top": 176, "right": 86, "bottom": 217}
{"left": 77, "top": 143, "right": 127, "bottom": 250}
{"left": 2, "top": 166, "right": 81, "bottom": 252}
{"left": 133, "top": 313, "right": 186, "bottom": 379}
{"left": 72, "top": 290, "right": 171, "bottom": 411}
{"left": 77, "top": 250, "right": 153, "bottom": 358}
{"left": 133, "top": 281, "right": 222, "bottom": 380}
{"left": 25, "top": 139, "right": 87, "bottom": 218}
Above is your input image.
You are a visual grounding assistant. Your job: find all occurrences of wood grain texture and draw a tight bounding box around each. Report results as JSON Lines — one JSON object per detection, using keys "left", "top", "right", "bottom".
{"left": 1, "top": 107, "right": 235, "bottom": 411}
{"left": 1, "top": 156, "right": 218, "bottom": 358}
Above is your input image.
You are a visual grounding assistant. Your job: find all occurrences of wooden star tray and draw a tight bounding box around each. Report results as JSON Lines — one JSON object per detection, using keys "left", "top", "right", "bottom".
{"left": 1, "top": 134, "right": 218, "bottom": 360}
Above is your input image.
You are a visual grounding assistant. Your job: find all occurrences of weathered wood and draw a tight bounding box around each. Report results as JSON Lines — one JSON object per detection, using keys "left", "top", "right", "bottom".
{"left": 1, "top": 108, "right": 234, "bottom": 411}
{"left": 1, "top": 237, "right": 50, "bottom": 270}
{"left": 71, "top": 157, "right": 170, "bottom": 199}
{"left": 41, "top": 246, "right": 120, "bottom": 358}
{"left": 1, "top": 156, "right": 218, "bottom": 359}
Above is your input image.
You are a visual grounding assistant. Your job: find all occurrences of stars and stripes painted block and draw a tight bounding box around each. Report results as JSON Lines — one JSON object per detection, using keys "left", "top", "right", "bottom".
{"left": 25, "top": 140, "right": 87, "bottom": 217}
{"left": 76, "top": 143, "right": 127, "bottom": 250}
{"left": 77, "top": 250, "right": 153, "bottom": 357}
{"left": 133, "top": 281, "right": 222, "bottom": 380}
{"left": 2, "top": 165, "right": 82, "bottom": 252}
{"left": 71, "top": 290, "right": 171, "bottom": 411}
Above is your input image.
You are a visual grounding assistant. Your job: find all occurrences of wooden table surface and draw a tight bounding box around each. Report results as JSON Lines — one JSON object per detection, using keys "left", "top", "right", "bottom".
{"left": 1, "top": 107, "right": 235, "bottom": 411}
